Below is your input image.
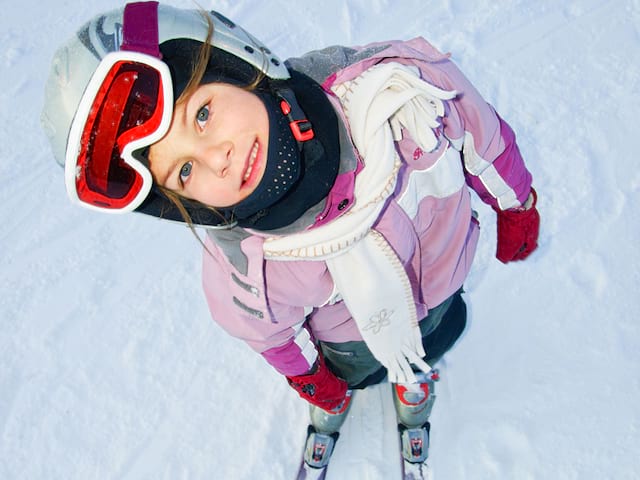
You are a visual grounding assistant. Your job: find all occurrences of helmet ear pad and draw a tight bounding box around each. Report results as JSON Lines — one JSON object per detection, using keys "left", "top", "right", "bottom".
{"left": 159, "top": 38, "right": 267, "bottom": 101}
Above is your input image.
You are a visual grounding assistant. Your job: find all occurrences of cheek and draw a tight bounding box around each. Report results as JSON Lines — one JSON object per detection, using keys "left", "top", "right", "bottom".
{"left": 147, "top": 132, "right": 182, "bottom": 187}
{"left": 243, "top": 95, "right": 269, "bottom": 132}
{"left": 259, "top": 102, "right": 270, "bottom": 133}
{"left": 193, "top": 178, "right": 240, "bottom": 207}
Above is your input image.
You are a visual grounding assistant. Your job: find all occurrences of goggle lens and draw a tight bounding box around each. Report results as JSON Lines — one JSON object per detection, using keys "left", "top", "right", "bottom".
{"left": 75, "top": 60, "right": 164, "bottom": 209}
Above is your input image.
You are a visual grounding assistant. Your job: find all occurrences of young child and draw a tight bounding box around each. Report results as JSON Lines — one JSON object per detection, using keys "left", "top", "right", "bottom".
{"left": 41, "top": 1, "right": 539, "bottom": 471}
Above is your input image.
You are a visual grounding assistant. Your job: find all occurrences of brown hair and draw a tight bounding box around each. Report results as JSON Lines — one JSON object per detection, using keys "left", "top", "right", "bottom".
{"left": 177, "top": 11, "right": 266, "bottom": 106}
{"left": 174, "top": 12, "right": 214, "bottom": 107}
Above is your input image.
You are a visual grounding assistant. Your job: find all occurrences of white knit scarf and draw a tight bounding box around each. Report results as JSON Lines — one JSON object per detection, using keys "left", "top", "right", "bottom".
{"left": 263, "top": 62, "right": 457, "bottom": 384}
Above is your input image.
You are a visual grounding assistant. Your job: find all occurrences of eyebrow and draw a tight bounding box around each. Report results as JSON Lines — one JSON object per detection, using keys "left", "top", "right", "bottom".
{"left": 181, "top": 96, "right": 190, "bottom": 131}
{"left": 159, "top": 161, "right": 175, "bottom": 188}
{"left": 149, "top": 142, "right": 178, "bottom": 189}
{"left": 154, "top": 97, "right": 194, "bottom": 188}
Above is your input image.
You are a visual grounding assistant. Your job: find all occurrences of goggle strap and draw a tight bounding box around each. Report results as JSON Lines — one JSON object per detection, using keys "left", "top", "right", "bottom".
{"left": 121, "top": 1, "right": 162, "bottom": 59}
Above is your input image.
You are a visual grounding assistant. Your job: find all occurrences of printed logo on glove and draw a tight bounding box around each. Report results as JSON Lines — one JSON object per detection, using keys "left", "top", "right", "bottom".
{"left": 286, "top": 350, "right": 348, "bottom": 412}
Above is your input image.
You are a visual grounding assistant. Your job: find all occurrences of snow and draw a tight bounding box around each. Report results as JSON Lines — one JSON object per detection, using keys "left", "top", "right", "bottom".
{"left": 1, "top": 0, "right": 639, "bottom": 478}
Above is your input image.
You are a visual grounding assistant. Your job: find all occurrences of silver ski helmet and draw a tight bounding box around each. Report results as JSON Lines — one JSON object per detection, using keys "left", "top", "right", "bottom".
{"left": 41, "top": 1, "right": 313, "bottom": 225}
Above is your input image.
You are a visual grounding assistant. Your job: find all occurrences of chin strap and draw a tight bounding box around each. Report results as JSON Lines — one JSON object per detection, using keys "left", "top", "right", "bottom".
{"left": 275, "top": 87, "right": 315, "bottom": 143}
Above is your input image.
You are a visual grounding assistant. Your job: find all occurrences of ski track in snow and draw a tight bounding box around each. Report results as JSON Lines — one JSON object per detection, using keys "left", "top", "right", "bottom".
{"left": 1, "top": 0, "right": 639, "bottom": 478}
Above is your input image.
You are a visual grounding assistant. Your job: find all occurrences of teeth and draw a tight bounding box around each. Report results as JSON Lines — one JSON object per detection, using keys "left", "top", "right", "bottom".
{"left": 244, "top": 141, "right": 259, "bottom": 182}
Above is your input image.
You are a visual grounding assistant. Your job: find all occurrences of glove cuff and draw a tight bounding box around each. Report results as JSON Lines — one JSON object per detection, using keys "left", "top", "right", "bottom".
{"left": 286, "top": 349, "right": 348, "bottom": 411}
{"left": 495, "top": 188, "right": 537, "bottom": 222}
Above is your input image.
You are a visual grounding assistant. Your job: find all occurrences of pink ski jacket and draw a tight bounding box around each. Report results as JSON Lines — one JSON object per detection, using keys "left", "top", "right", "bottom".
{"left": 201, "top": 38, "right": 532, "bottom": 378}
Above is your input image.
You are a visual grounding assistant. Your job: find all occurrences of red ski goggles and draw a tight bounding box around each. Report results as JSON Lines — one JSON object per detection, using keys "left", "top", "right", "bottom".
{"left": 65, "top": 51, "right": 173, "bottom": 212}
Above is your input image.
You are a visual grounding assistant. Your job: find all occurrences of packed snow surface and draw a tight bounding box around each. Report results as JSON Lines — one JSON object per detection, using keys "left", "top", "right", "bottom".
{"left": 1, "top": 0, "right": 639, "bottom": 478}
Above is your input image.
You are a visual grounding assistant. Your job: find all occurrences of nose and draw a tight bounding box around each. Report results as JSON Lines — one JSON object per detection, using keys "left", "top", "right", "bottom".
{"left": 198, "top": 141, "right": 233, "bottom": 178}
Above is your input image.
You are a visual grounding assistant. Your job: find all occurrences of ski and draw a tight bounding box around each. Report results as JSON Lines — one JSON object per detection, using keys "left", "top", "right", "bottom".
{"left": 295, "top": 425, "right": 339, "bottom": 480}
{"left": 402, "top": 459, "right": 433, "bottom": 480}
{"left": 399, "top": 422, "right": 433, "bottom": 480}
{"left": 296, "top": 461, "right": 328, "bottom": 480}
{"left": 395, "top": 370, "right": 440, "bottom": 480}
{"left": 295, "top": 379, "right": 440, "bottom": 479}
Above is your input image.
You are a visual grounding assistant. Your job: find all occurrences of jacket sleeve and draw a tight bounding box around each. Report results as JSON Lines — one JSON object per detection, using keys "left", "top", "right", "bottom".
{"left": 201, "top": 234, "right": 321, "bottom": 377}
{"left": 408, "top": 38, "right": 533, "bottom": 210}
{"left": 293, "top": 38, "right": 532, "bottom": 211}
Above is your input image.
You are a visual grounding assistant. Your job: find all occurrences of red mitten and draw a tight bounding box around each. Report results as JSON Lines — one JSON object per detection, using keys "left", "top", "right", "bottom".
{"left": 286, "top": 350, "right": 348, "bottom": 411}
{"left": 495, "top": 188, "right": 540, "bottom": 263}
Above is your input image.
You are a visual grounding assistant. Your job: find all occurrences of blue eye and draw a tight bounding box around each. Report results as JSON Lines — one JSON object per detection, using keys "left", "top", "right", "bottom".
{"left": 196, "top": 104, "right": 209, "bottom": 128}
{"left": 180, "top": 162, "right": 193, "bottom": 182}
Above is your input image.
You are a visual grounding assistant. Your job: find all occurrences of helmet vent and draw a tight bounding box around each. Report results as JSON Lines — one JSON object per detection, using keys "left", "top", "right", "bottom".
{"left": 210, "top": 11, "right": 236, "bottom": 29}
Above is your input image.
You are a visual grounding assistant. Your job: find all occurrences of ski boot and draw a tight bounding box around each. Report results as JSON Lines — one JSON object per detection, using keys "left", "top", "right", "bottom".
{"left": 392, "top": 370, "right": 439, "bottom": 464}
{"left": 303, "top": 390, "right": 353, "bottom": 468}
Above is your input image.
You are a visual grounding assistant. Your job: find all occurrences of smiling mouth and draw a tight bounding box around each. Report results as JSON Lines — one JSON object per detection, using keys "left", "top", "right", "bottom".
{"left": 242, "top": 140, "right": 260, "bottom": 185}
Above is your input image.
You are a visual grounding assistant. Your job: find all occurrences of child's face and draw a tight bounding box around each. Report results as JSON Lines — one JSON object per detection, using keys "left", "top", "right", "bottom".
{"left": 148, "top": 83, "right": 269, "bottom": 208}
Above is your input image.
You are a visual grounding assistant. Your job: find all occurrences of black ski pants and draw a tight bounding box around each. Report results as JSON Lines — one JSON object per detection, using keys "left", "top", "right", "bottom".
{"left": 320, "top": 288, "right": 467, "bottom": 389}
